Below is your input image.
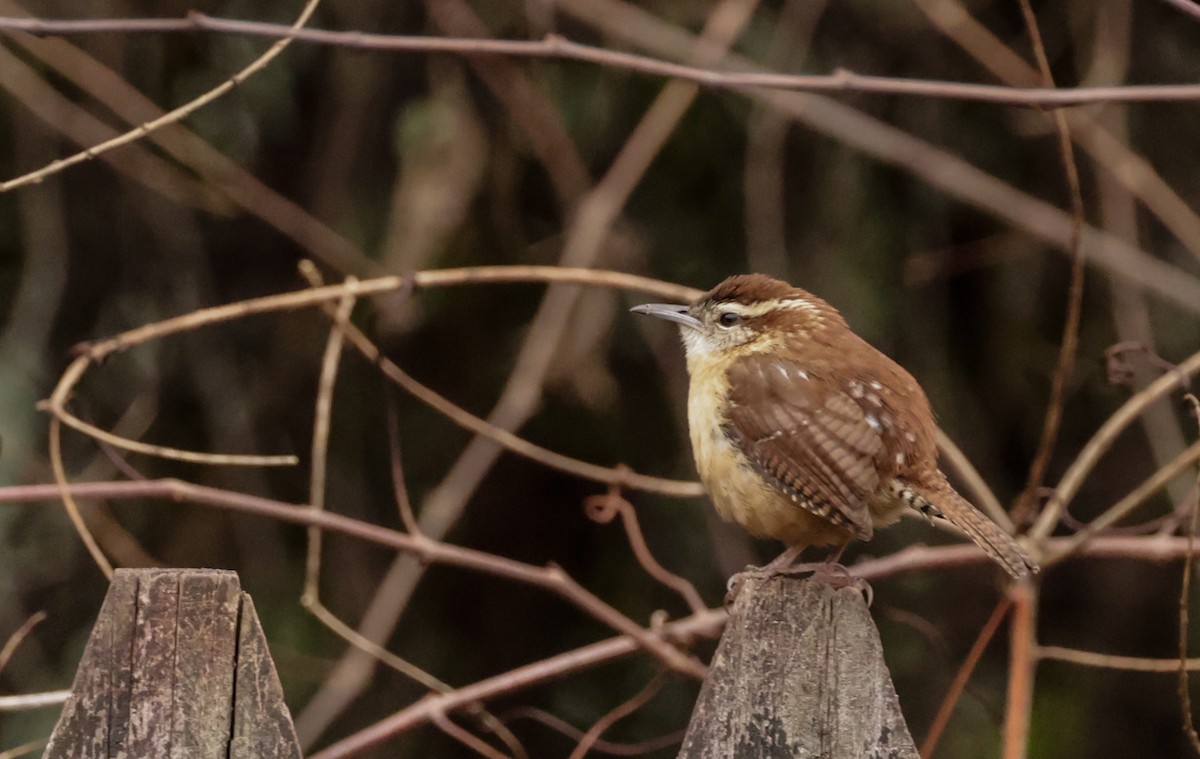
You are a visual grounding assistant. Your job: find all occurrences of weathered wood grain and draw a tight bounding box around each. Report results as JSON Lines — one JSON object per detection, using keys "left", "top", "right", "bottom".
{"left": 678, "top": 575, "right": 918, "bottom": 759}
{"left": 44, "top": 568, "right": 301, "bottom": 758}
{"left": 229, "top": 594, "right": 303, "bottom": 759}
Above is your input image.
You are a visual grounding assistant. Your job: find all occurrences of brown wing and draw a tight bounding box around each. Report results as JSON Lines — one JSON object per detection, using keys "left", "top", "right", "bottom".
{"left": 723, "top": 354, "right": 886, "bottom": 539}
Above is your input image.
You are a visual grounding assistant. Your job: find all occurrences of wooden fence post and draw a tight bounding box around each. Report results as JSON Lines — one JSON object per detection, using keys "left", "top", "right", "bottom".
{"left": 44, "top": 568, "right": 301, "bottom": 758}
{"left": 678, "top": 574, "right": 918, "bottom": 759}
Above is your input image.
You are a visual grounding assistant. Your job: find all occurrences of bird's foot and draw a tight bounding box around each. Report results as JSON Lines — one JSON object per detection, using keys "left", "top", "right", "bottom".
{"left": 801, "top": 562, "right": 873, "bottom": 607}
{"left": 725, "top": 560, "right": 872, "bottom": 606}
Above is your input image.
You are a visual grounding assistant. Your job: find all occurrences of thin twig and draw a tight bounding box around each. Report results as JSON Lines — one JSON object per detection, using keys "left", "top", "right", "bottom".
{"left": 920, "top": 597, "right": 1013, "bottom": 758}
{"left": 39, "top": 402, "right": 162, "bottom": 566}
{"left": 303, "top": 275, "right": 528, "bottom": 759}
{"left": 498, "top": 707, "right": 686, "bottom": 756}
{"left": 0, "top": 41, "right": 229, "bottom": 214}
{"left": 41, "top": 355, "right": 295, "bottom": 467}
{"left": 1178, "top": 393, "right": 1200, "bottom": 752}
{"left": 8, "top": 475, "right": 705, "bottom": 676}
{"left": 291, "top": 265, "right": 527, "bottom": 759}
{"left": 584, "top": 484, "right": 707, "bottom": 614}
{"left": 567, "top": 671, "right": 669, "bottom": 759}
{"left": 41, "top": 267, "right": 702, "bottom": 497}
{"left": 0, "top": 16, "right": 375, "bottom": 275}
{"left": 1012, "top": 0, "right": 1087, "bottom": 530}
{"left": 0, "top": 691, "right": 70, "bottom": 711}
{"left": 936, "top": 429, "right": 1012, "bottom": 532}
{"left": 1161, "top": 0, "right": 1200, "bottom": 22}
{"left": 0, "top": 739, "right": 45, "bottom": 759}
{"left": 57, "top": 268, "right": 696, "bottom": 367}
{"left": 0, "top": 0, "right": 325, "bottom": 193}
{"left": 302, "top": 600, "right": 453, "bottom": 695}
{"left": 12, "top": 479, "right": 1200, "bottom": 573}
{"left": 1036, "top": 645, "right": 1200, "bottom": 672}
{"left": 1001, "top": 582, "right": 1038, "bottom": 759}
{"left": 303, "top": 543, "right": 529, "bottom": 759}
{"left": 0, "top": 612, "right": 47, "bottom": 675}
{"left": 385, "top": 393, "right": 420, "bottom": 535}
{"left": 48, "top": 413, "right": 112, "bottom": 578}
{"left": 1030, "top": 349, "right": 1200, "bottom": 542}
{"left": 327, "top": 292, "right": 703, "bottom": 497}
{"left": 1046, "top": 438, "right": 1200, "bottom": 563}
{"left": 306, "top": 608, "right": 727, "bottom": 759}
{"left": 559, "top": 0, "right": 1200, "bottom": 316}
{"left": 303, "top": 280, "right": 357, "bottom": 603}
{"left": 42, "top": 402, "right": 299, "bottom": 466}
{"left": 549, "top": 566, "right": 706, "bottom": 678}
{"left": 300, "top": 259, "right": 420, "bottom": 535}
{"left": 431, "top": 709, "right": 514, "bottom": 759}
{"left": 910, "top": 0, "right": 1200, "bottom": 265}
{"left": 0, "top": 15, "right": 1199, "bottom": 113}
{"left": 1061, "top": 507, "right": 1177, "bottom": 537}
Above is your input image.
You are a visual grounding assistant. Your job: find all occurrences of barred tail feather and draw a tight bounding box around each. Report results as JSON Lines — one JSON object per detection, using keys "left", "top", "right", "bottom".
{"left": 891, "top": 480, "right": 1038, "bottom": 579}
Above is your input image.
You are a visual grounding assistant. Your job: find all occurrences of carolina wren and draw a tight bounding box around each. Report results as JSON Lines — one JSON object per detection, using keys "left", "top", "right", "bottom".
{"left": 633, "top": 274, "right": 1036, "bottom": 579}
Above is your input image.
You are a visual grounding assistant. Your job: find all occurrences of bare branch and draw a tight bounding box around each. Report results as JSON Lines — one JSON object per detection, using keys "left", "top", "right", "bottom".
{"left": 1030, "top": 349, "right": 1200, "bottom": 542}
{"left": 6, "top": 479, "right": 1200, "bottom": 572}
{"left": 909, "top": 0, "right": 1200, "bottom": 265}
{"left": 303, "top": 280, "right": 357, "bottom": 602}
{"left": 1161, "top": 0, "right": 1200, "bottom": 22}
{"left": 431, "top": 709, "right": 514, "bottom": 759}
{"left": 920, "top": 597, "right": 1013, "bottom": 757}
{"left": 5, "top": 476, "right": 706, "bottom": 675}
{"left": 0, "top": 0, "right": 325, "bottom": 193}
{"left": 302, "top": 601, "right": 452, "bottom": 697}
{"left": 48, "top": 414, "right": 112, "bottom": 579}
{"left": 0, "top": 612, "right": 46, "bottom": 675}
{"left": 936, "top": 429, "right": 1012, "bottom": 532}
{"left": 498, "top": 708, "right": 686, "bottom": 756}
{"left": 1178, "top": 393, "right": 1200, "bottom": 753}
{"left": 0, "top": 691, "right": 69, "bottom": 712}
{"left": 1047, "top": 438, "right": 1200, "bottom": 563}
{"left": 40, "top": 267, "right": 703, "bottom": 499}
{"left": 1001, "top": 582, "right": 1038, "bottom": 759}
{"left": 584, "top": 484, "right": 707, "bottom": 614}
{"left": 2, "top": 15, "right": 1200, "bottom": 110}
{"left": 1036, "top": 646, "right": 1200, "bottom": 672}
{"left": 305, "top": 609, "right": 726, "bottom": 759}
{"left": 0, "top": 738, "right": 45, "bottom": 759}
{"left": 567, "top": 672, "right": 669, "bottom": 759}
{"left": 1012, "top": 0, "right": 1088, "bottom": 529}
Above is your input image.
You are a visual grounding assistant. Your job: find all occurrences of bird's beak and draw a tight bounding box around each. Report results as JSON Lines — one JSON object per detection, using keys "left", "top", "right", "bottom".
{"left": 630, "top": 303, "right": 703, "bottom": 330}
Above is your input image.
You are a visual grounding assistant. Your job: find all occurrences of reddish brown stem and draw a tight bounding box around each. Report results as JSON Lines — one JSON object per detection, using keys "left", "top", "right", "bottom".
{"left": 920, "top": 597, "right": 1014, "bottom": 757}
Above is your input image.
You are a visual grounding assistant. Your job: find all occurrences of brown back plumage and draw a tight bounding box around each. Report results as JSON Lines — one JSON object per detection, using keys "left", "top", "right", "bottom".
{"left": 723, "top": 354, "right": 881, "bottom": 539}
{"left": 636, "top": 273, "right": 1039, "bottom": 578}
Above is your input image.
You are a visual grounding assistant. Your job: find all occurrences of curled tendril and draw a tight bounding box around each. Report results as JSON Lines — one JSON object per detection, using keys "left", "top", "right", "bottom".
{"left": 583, "top": 490, "right": 628, "bottom": 524}
{"left": 580, "top": 472, "right": 707, "bottom": 614}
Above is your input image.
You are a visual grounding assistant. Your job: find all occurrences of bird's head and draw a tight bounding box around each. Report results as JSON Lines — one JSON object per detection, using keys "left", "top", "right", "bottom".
{"left": 631, "top": 274, "right": 845, "bottom": 372}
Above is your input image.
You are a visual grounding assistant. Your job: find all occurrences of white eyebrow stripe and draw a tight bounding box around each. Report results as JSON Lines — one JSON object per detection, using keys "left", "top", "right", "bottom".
{"left": 716, "top": 297, "right": 819, "bottom": 318}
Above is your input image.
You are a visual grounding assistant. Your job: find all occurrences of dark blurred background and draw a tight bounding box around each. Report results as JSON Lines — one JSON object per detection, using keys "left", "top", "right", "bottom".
{"left": 2, "top": 0, "right": 1200, "bottom": 756}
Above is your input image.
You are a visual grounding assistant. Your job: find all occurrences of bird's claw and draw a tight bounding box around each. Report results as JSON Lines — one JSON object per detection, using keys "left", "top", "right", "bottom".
{"left": 804, "top": 563, "right": 873, "bottom": 606}
{"left": 724, "top": 561, "right": 873, "bottom": 606}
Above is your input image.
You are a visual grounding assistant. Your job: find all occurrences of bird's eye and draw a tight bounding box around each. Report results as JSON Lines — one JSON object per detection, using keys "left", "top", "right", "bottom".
{"left": 717, "top": 311, "right": 742, "bottom": 328}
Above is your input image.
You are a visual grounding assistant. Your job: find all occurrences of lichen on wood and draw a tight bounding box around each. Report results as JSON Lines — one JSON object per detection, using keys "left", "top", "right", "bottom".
{"left": 678, "top": 574, "right": 917, "bottom": 759}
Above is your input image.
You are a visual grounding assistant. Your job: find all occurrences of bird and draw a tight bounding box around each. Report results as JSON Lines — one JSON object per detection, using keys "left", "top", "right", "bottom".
{"left": 631, "top": 273, "right": 1037, "bottom": 579}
